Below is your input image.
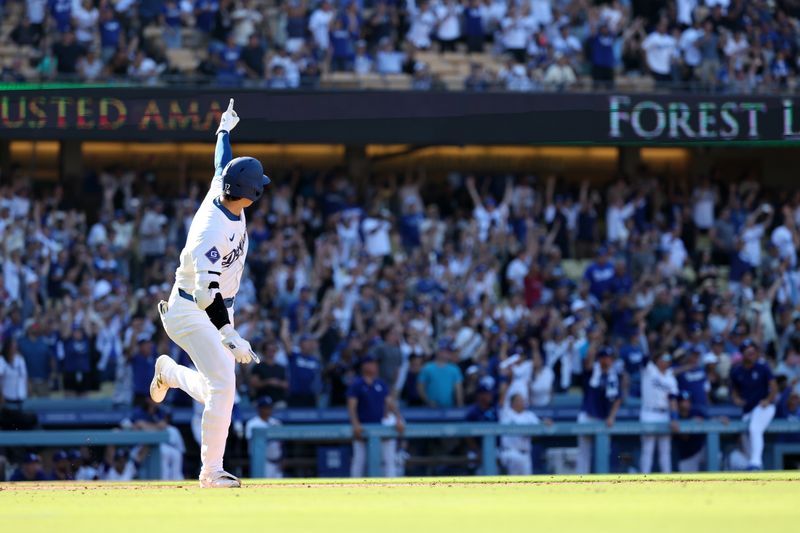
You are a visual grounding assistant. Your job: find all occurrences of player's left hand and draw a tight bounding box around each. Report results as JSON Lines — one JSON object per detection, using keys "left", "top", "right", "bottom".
{"left": 395, "top": 418, "right": 406, "bottom": 435}
{"left": 220, "top": 324, "right": 256, "bottom": 364}
{"left": 670, "top": 420, "right": 680, "bottom": 433}
{"left": 216, "top": 98, "right": 240, "bottom": 135}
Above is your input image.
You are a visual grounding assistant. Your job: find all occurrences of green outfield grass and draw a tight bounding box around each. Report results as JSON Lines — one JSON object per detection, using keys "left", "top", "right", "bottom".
{"left": 2, "top": 473, "right": 798, "bottom": 533}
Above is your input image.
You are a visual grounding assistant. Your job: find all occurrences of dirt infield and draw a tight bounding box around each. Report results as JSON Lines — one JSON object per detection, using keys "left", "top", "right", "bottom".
{"left": 2, "top": 472, "right": 799, "bottom": 491}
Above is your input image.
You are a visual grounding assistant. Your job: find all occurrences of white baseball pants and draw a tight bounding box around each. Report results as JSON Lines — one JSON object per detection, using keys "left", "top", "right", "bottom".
{"left": 350, "top": 439, "right": 398, "bottom": 478}
{"left": 159, "top": 291, "right": 236, "bottom": 479}
{"left": 742, "top": 404, "right": 776, "bottom": 469}
{"left": 500, "top": 448, "right": 533, "bottom": 475}
{"left": 640, "top": 410, "right": 671, "bottom": 474}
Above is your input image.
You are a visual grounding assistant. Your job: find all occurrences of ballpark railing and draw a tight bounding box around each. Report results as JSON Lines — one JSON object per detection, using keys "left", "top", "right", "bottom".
{"left": 250, "top": 420, "right": 800, "bottom": 478}
{"left": 0, "top": 430, "right": 171, "bottom": 479}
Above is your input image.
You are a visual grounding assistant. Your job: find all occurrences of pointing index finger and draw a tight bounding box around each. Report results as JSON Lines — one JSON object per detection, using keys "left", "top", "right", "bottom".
{"left": 228, "top": 98, "right": 235, "bottom": 112}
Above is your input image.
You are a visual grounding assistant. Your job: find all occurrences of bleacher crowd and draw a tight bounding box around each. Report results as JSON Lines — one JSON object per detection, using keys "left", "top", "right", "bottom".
{"left": 1, "top": 0, "right": 800, "bottom": 91}
{"left": 3, "top": 154, "right": 800, "bottom": 477}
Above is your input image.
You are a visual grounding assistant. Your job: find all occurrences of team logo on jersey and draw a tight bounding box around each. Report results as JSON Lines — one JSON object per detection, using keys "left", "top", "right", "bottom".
{"left": 221, "top": 234, "right": 247, "bottom": 268}
{"left": 205, "top": 246, "right": 221, "bottom": 264}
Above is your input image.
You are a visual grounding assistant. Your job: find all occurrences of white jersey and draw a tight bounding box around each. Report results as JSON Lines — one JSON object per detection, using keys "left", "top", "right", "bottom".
{"left": 640, "top": 362, "right": 678, "bottom": 413}
{"left": 499, "top": 407, "right": 540, "bottom": 453}
{"left": 245, "top": 415, "right": 282, "bottom": 461}
{"left": 174, "top": 176, "right": 248, "bottom": 300}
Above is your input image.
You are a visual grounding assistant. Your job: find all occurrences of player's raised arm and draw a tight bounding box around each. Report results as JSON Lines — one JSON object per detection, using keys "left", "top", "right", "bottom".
{"left": 214, "top": 99, "right": 240, "bottom": 178}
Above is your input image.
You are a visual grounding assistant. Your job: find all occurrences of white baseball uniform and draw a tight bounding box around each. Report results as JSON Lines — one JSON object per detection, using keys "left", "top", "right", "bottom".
{"left": 158, "top": 130, "right": 249, "bottom": 479}
{"left": 639, "top": 362, "right": 678, "bottom": 473}
{"left": 499, "top": 407, "right": 540, "bottom": 475}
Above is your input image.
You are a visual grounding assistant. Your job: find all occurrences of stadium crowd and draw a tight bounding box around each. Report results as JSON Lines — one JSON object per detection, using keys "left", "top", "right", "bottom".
{"left": 1, "top": 0, "right": 800, "bottom": 91}
{"left": 3, "top": 158, "right": 800, "bottom": 477}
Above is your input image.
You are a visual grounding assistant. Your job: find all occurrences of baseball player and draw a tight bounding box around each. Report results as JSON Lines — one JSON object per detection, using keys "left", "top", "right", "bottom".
{"left": 149, "top": 99, "right": 270, "bottom": 488}
{"left": 639, "top": 353, "right": 679, "bottom": 474}
{"left": 576, "top": 345, "right": 621, "bottom": 474}
{"left": 347, "top": 354, "right": 405, "bottom": 477}
{"left": 730, "top": 339, "right": 778, "bottom": 470}
{"left": 498, "top": 393, "right": 543, "bottom": 475}
{"left": 245, "top": 396, "right": 283, "bottom": 478}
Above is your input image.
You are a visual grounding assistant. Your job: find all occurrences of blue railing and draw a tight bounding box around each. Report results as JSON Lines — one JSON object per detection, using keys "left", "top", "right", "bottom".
{"left": 250, "top": 420, "right": 800, "bottom": 478}
{"left": 0, "top": 430, "right": 171, "bottom": 479}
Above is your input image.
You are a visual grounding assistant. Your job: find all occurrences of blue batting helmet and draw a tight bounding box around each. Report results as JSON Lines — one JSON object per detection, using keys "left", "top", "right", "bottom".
{"left": 221, "top": 157, "right": 271, "bottom": 201}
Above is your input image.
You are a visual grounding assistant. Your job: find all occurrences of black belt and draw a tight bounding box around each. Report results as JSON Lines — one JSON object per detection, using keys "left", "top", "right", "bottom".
{"left": 179, "top": 288, "right": 235, "bottom": 308}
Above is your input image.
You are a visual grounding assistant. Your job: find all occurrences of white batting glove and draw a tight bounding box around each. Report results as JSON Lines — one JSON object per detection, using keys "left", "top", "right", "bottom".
{"left": 216, "top": 98, "right": 240, "bottom": 135}
{"left": 220, "top": 324, "right": 255, "bottom": 364}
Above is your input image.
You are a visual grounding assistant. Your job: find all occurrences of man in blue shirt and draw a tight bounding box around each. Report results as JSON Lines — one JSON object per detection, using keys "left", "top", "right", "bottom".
{"left": 18, "top": 324, "right": 54, "bottom": 397}
{"left": 99, "top": 8, "right": 122, "bottom": 62}
{"left": 465, "top": 384, "right": 497, "bottom": 422}
{"left": 464, "top": 384, "right": 497, "bottom": 471}
{"left": 673, "top": 391, "right": 707, "bottom": 472}
{"left": 583, "top": 246, "right": 615, "bottom": 301}
{"left": 417, "top": 339, "right": 464, "bottom": 408}
{"left": 675, "top": 347, "right": 710, "bottom": 416}
{"left": 130, "top": 335, "right": 156, "bottom": 407}
{"left": 589, "top": 23, "right": 616, "bottom": 89}
{"left": 59, "top": 327, "right": 92, "bottom": 396}
{"left": 347, "top": 354, "right": 404, "bottom": 477}
{"left": 48, "top": 0, "right": 72, "bottom": 33}
{"left": 285, "top": 335, "right": 322, "bottom": 407}
{"left": 576, "top": 345, "right": 621, "bottom": 474}
{"left": 619, "top": 330, "right": 647, "bottom": 399}
{"left": 730, "top": 339, "right": 778, "bottom": 470}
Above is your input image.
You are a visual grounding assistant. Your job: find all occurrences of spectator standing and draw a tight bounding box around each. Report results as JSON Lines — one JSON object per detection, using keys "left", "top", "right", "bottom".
{"left": 406, "top": 0, "right": 437, "bottom": 50}
{"left": 435, "top": 0, "right": 463, "bottom": 52}
{"left": 52, "top": 31, "right": 85, "bottom": 79}
{"left": 72, "top": 0, "right": 99, "bottom": 47}
{"left": 418, "top": 339, "right": 464, "bottom": 408}
{"left": 639, "top": 353, "right": 679, "bottom": 474}
{"left": 284, "top": 333, "right": 322, "bottom": 407}
{"left": 400, "top": 355, "right": 425, "bottom": 406}
{"left": 498, "top": 393, "right": 544, "bottom": 475}
{"left": 642, "top": 19, "right": 679, "bottom": 86}
{"left": 58, "top": 327, "right": 92, "bottom": 397}
{"left": 99, "top": 9, "right": 123, "bottom": 63}
{"left": 675, "top": 347, "right": 710, "bottom": 416}
{"left": 130, "top": 334, "right": 156, "bottom": 407}
{"left": 309, "top": 0, "right": 335, "bottom": 52}
{"left": 463, "top": 0, "right": 485, "bottom": 53}
{"left": 588, "top": 22, "right": 617, "bottom": 88}
{"left": 17, "top": 323, "right": 54, "bottom": 397}
{"left": 576, "top": 346, "right": 621, "bottom": 474}
{"left": 248, "top": 341, "right": 288, "bottom": 407}
{"left": 245, "top": 396, "right": 283, "bottom": 478}
{"left": 347, "top": 354, "right": 404, "bottom": 477}
{"left": 529, "top": 346, "right": 554, "bottom": 407}
{"left": 240, "top": 34, "right": 266, "bottom": 80}
{"left": 48, "top": 0, "right": 72, "bottom": 33}
{"left": 0, "top": 337, "right": 37, "bottom": 430}
{"left": 730, "top": 339, "right": 778, "bottom": 470}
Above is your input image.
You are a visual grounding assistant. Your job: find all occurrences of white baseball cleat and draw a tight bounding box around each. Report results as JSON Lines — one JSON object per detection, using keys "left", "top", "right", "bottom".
{"left": 149, "top": 355, "right": 173, "bottom": 403}
{"left": 199, "top": 471, "right": 242, "bottom": 488}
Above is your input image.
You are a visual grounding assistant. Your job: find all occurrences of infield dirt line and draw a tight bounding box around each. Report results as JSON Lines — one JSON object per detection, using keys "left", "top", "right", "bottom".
{"left": 2, "top": 476, "right": 799, "bottom": 491}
